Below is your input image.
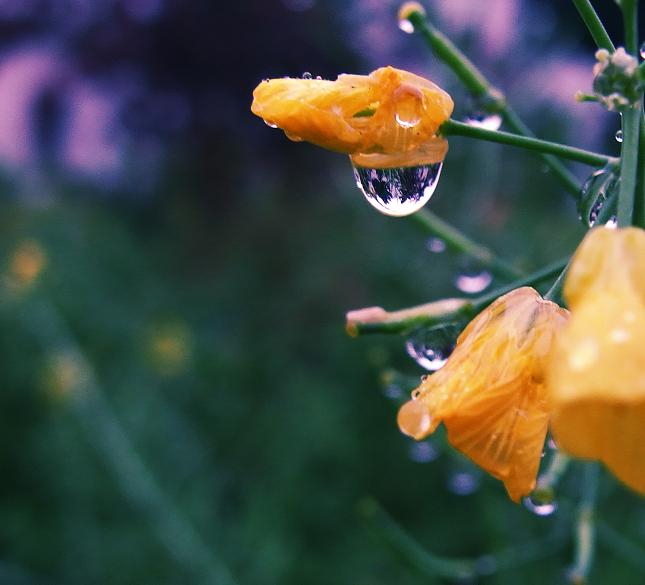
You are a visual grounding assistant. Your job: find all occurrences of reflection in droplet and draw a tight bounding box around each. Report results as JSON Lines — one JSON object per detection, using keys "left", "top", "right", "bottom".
{"left": 641, "top": 42, "right": 645, "bottom": 59}
{"left": 605, "top": 216, "right": 617, "bottom": 229}
{"left": 394, "top": 88, "right": 423, "bottom": 128}
{"left": 615, "top": 129, "right": 623, "bottom": 143}
{"left": 448, "top": 471, "right": 480, "bottom": 496}
{"left": 408, "top": 440, "right": 439, "bottom": 463}
{"left": 523, "top": 495, "right": 557, "bottom": 516}
{"left": 264, "top": 120, "right": 278, "bottom": 129}
{"left": 405, "top": 323, "right": 459, "bottom": 371}
{"left": 426, "top": 237, "right": 446, "bottom": 253}
{"left": 302, "top": 71, "right": 312, "bottom": 79}
{"left": 464, "top": 112, "right": 502, "bottom": 131}
{"left": 352, "top": 162, "right": 443, "bottom": 217}
{"left": 578, "top": 165, "right": 620, "bottom": 227}
{"left": 455, "top": 270, "right": 492, "bottom": 294}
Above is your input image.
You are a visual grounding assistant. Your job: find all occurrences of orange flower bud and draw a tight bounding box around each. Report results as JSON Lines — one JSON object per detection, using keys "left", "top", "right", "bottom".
{"left": 548, "top": 226, "right": 645, "bottom": 495}
{"left": 251, "top": 66, "right": 453, "bottom": 168}
{"left": 398, "top": 287, "right": 569, "bottom": 502}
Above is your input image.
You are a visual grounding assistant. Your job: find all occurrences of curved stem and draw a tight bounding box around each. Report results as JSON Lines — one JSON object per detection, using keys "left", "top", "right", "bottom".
{"left": 620, "top": 0, "right": 639, "bottom": 55}
{"left": 534, "top": 452, "right": 571, "bottom": 498}
{"left": 571, "top": 0, "right": 616, "bottom": 51}
{"left": 409, "top": 209, "right": 522, "bottom": 280}
{"left": 543, "top": 263, "right": 570, "bottom": 304}
{"left": 346, "top": 258, "right": 568, "bottom": 336}
{"left": 441, "top": 119, "right": 617, "bottom": 167}
{"left": 616, "top": 108, "right": 641, "bottom": 226}
{"left": 569, "top": 463, "right": 600, "bottom": 584}
{"left": 406, "top": 9, "right": 582, "bottom": 197}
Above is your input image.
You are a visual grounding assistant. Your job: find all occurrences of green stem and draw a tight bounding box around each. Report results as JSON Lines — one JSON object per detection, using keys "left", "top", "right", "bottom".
{"left": 616, "top": 108, "right": 641, "bottom": 226}
{"left": 359, "top": 498, "right": 568, "bottom": 579}
{"left": 620, "top": 0, "right": 639, "bottom": 55}
{"left": 533, "top": 451, "right": 571, "bottom": 502}
{"left": 636, "top": 107, "right": 645, "bottom": 227}
{"left": 501, "top": 108, "right": 583, "bottom": 197}
{"left": 441, "top": 119, "right": 617, "bottom": 167}
{"left": 569, "top": 463, "right": 599, "bottom": 584}
{"left": 571, "top": 0, "right": 616, "bottom": 51}
{"left": 543, "top": 264, "right": 570, "bottom": 304}
{"left": 406, "top": 9, "right": 582, "bottom": 197}
{"left": 410, "top": 209, "right": 522, "bottom": 280}
{"left": 346, "top": 258, "right": 568, "bottom": 336}
{"left": 23, "top": 298, "right": 238, "bottom": 585}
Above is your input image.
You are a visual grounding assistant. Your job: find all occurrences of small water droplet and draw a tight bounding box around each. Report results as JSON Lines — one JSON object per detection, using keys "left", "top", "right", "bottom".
{"left": 352, "top": 162, "right": 443, "bottom": 217}
{"left": 464, "top": 112, "right": 502, "bottom": 131}
{"left": 605, "top": 216, "right": 617, "bottom": 229}
{"left": 408, "top": 440, "right": 439, "bottom": 463}
{"left": 302, "top": 71, "right": 313, "bottom": 79}
{"left": 264, "top": 120, "right": 278, "bottom": 129}
{"left": 578, "top": 165, "right": 620, "bottom": 227}
{"left": 615, "top": 129, "right": 623, "bottom": 143}
{"left": 398, "top": 399, "right": 433, "bottom": 439}
{"left": 447, "top": 471, "right": 480, "bottom": 496}
{"left": 455, "top": 270, "right": 492, "bottom": 294}
{"left": 523, "top": 494, "right": 557, "bottom": 516}
{"left": 405, "top": 323, "right": 459, "bottom": 371}
{"left": 640, "top": 42, "right": 645, "bottom": 59}
{"left": 426, "top": 237, "right": 446, "bottom": 253}
{"left": 398, "top": 16, "right": 414, "bottom": 34}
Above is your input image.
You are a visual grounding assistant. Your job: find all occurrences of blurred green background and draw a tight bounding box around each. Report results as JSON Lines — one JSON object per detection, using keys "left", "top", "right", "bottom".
{"left": 0, "top": 1, "right": 643, "bottom": 583}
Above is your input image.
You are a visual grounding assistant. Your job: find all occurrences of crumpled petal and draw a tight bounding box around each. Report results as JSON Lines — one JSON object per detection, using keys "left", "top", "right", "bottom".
{"left": 548, "top": 227, "right": 645, "bottom": 495}
{"left": 398, "top": 287, "right": 569, "bottom": 502}
{"left": 251, "top": 66, "right": 453, "bottom": 167}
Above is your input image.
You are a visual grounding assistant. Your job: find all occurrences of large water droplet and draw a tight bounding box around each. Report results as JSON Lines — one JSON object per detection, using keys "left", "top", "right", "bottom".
{"left": 523, "top": 494, "right": 557, "bottom": 516}
{"left": 352, "top": 162, "right": 443, "bottom": 217}
{"left": 302, "top": 71, "right": 313, "bottom": 79}
{"left": 455, "top": 270, "right": 492, "bottom": 294}
{"left": 464, "top": 111, "right": 502, "bottom": 131}
{"left": 615, "top": 129, "right": 623, "bottom": 143}
{"left": 405, "top": 323, "right": 459, "bottom": 371}
{"left": 578, "top": 165, "right": 620, "bottom": 227}
{"left": 447, "top": 471, "right": 480, "bottom": 496}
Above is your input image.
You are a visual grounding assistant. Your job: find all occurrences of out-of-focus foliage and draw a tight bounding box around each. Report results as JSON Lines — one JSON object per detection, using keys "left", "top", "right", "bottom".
{"left": 0, "top": 1, "right": 643, "bottom": 584}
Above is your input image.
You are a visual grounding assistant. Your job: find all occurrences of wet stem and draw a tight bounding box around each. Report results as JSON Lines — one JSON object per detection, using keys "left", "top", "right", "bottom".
{"left": 406, "top": 9, "right": 583, "bottom": 197}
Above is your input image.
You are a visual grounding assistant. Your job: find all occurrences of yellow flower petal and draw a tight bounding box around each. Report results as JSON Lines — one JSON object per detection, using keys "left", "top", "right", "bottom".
{"left": 398, "top": 287, "right": 569, "bottom": 502}
{"left": 251, "top": 66, "right": 453, "bottom": 167}
{"left": 548, "top": 226, "right": 645, "bottom": 495}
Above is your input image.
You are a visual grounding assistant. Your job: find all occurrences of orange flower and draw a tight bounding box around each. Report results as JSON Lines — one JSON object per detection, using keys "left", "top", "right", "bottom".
{"left": 548, "top": 227, "right": 645, "bottom": 495}
{"left": 398, "top": 288, "right": 569, "bottom": 502}
{"left": 251, "top": 66, "right": 453, "bottom": 168}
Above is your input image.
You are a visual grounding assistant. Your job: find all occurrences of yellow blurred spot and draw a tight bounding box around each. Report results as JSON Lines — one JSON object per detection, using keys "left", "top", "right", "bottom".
{"left": 9, "top": 239, "right": 46, "bottom": 289}
{"left": 44, "top": 352, "right": 86, "bottom": 399}
{"left": 147, "top": 322, "right": 192, "bottom": 376}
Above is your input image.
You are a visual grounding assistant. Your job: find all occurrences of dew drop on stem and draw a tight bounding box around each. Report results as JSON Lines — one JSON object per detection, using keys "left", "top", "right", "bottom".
{"left": 615, "top": 129, "right": 623, "bottom": 143}
{"left": 352, "top": 162, "right": 443, "bottom": 217}
{"left": 578, "top": 164, "right": 620, "bottom": 227}
{"left": 464, "top": 111, "right": 502, "bottom": 131}
{"left": 523, "top": 494, "right": 557, "bottom": 516}
{"left": 405, "top": 323, "right": 460, "bottom": 371}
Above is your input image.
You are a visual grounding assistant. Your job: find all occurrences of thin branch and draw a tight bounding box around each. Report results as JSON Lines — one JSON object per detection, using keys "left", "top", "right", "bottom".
{"left": 571, "top": 0, "right": 616, "bottom": 51}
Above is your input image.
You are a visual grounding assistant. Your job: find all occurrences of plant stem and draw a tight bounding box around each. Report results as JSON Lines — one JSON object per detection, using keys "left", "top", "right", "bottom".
{"left": 616, "top": 107, "right": 641, "bottom": 226}
{"left": 534, "top": 451, "right": 571, "bottom": 497}
{"left": 569, "top": 463, "right": 600, "bottom": 584}
{"left": 441, "top": 119, "right": 617, "bottom": 167}
{"left": 409, "top": 209, "right": 522, "bottom": 280}
{"left": 406, "top": 9, "right": 582, "bottom": 197}
{"left": 346, "top": 258, "right": 568, "bottom": 336}
{"left": 571, "top": 0, "right": 616, "bottom": 51}
{"left": 543, "top": 264, "right": 570, "bottom": 304}
{"left": 636, "top": 108, "right": 645, "bottom": 227}
{"left": 620, "top": 0, "right": 639, "bottom": 55}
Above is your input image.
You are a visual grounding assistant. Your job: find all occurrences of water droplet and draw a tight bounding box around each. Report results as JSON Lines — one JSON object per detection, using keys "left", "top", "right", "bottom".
{"left": 547, "top": 437, "right": 558, "bottom": 450}
{"left": 398, "top": 399, "right": 433, "bottom": 439}
{"left": 264, "top": 120, "right": 278, "bottom": 129}
{"left": 393, "top": 87, "right": 424, "bottom": 128}
{"left": 464, "top": 112, "right": 502, "bottom": 131}
{"left": 302, "top": 71, "right": 312, "bottom": 79}
{"left": 523, "top": 494, "right": 557, "bottom": 516}
{"left": 352, "top": 162, "right": 443, "bottom": 217}
{"left": 426, "top": 237, "right": 446, "bottom": 253}
{"left": 605, "top": 216, "right": 617, "bottom": 229}
{"left": 640, "top": 42, "right": 645, "bottom": 59}
{"left": 447, "top": 471, "right": 480, "bottom": 496}
{"left": 408, "top": 440, "right": 439, "bottom": 463}
{"left": 615, "top": 129, "right": 623, "bottom": 143}
{"left": 578, "top": 165, "right": 620, "bottom": 227}
{"left": 398, "top": 16, "right": 414, "bottom": 34}
{"left": 405, "top": 323, "right": 459, "bottom": 371}
{"left": 455, "top": 270, "right": 492, "bottom": 294}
